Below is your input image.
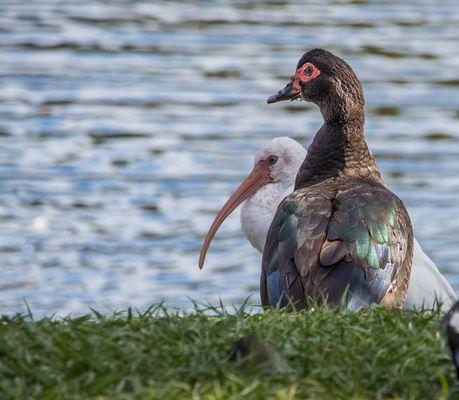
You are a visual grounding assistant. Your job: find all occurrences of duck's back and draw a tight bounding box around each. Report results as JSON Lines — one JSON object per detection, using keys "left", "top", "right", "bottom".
{"left": 261, "top": 178, "right": 413, "bottom": 310}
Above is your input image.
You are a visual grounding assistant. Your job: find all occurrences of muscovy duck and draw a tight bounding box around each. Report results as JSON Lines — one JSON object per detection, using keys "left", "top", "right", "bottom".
{"left": 260, "top": 48, "right": 413, "bottom": 310}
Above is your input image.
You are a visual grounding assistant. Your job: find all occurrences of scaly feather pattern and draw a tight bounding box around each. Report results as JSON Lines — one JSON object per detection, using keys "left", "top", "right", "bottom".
{"left": 261, "top": 178, "right": 413, "bottom": 310}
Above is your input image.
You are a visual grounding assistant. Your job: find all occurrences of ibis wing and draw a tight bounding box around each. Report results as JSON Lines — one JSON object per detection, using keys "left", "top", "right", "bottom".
{"left": 261, "top": 181, "right": 413, "bottom": 309}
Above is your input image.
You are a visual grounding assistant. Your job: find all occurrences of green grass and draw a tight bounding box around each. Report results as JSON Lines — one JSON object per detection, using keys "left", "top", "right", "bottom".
{"left": 0, "top": 303, "right": 456, "bottom": 399}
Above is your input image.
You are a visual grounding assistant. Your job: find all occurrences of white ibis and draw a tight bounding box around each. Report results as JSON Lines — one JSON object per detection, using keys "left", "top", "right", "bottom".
{"left": 199, "top": 137, "right": 455, "bottom": 310}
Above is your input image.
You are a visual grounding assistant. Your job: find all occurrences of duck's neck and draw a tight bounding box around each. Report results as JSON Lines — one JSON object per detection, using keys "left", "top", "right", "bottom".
{"left": 295, "top": 87, "right": 380, "bottom": 189}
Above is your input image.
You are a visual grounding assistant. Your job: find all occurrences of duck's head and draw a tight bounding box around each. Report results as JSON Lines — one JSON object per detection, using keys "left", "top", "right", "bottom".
{"left": 199, "top": 137, "right": 305, "bottom": 269}
{"left": 267, "top": 48, "right": 364, "bottom": 116}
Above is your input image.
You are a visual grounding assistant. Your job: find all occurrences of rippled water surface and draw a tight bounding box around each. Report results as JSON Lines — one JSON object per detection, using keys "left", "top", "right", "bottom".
{"left": 0, "top": 1, "right": 459, "bottom": 316}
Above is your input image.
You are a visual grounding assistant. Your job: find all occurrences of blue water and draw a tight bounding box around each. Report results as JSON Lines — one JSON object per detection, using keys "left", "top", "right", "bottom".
{"left": 0, "top": 1, "right": 458, "bottom": 316}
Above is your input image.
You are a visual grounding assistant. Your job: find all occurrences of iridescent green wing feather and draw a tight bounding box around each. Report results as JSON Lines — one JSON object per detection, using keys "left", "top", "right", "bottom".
{"left": 261, "top": 186, "right": 332, "bottom": 309}
{"left": 261, "top": 180, "right": 412, "bottom": 309}
{"left": 325, "top": 185, "right": 399, "bottom": 270}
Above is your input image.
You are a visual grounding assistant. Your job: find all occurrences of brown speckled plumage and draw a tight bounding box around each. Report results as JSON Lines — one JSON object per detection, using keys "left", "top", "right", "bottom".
{"left": 263, "top": 49, "right": 413, "bottom": 310}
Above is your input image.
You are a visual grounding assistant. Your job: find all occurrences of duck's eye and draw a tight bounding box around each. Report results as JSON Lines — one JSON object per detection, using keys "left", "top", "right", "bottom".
{"left": 304, "top": 66, "right": 313, "bottom": 76}
{"left": 267, "top": 155, "right": 278, "bottom": 165}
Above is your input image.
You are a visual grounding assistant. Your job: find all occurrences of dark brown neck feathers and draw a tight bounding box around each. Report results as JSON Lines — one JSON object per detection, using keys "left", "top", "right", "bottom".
{"left": 295, "top": 78, "right": 380, "bottom": 190}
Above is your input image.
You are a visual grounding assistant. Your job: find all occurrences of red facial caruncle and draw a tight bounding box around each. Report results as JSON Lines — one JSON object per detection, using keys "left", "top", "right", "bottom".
{"left": 291, "top": 62, "right": 321, "bottom": 92}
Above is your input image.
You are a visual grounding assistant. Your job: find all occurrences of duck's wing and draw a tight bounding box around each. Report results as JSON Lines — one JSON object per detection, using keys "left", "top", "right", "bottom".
{"left": 405, "top": 238, "right": 456, "bottom": 311}
{"left": 261, "top": 181, "right": 413, "bottom": 310}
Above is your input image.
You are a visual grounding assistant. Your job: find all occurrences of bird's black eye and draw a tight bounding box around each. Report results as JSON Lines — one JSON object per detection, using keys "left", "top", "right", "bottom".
{"left": 267, "top": 155, "right": 278, "bottom": 165}
{"left": 304, "top": 66, "right": 313, "bottom": 76}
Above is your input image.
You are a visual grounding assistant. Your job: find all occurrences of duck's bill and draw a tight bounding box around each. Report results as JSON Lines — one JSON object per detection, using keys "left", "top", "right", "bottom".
{"left": 267, "top": 80, "right": 300, "bottom": 104}
{"left": 198, "top": 161, "right": 272, "bottom": 269}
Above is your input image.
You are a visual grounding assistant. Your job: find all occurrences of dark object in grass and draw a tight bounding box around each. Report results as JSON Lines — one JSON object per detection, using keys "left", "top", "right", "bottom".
{"left": 227, "top": 334, "right": 288, "bottom": 373}
{"left": 442, "top": 301, "right": 459, "bottom": 379}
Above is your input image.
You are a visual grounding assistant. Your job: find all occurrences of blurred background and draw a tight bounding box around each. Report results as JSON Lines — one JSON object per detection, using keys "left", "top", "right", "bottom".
{"left": 0, "top": 1, "right": 458, "bottom": 316}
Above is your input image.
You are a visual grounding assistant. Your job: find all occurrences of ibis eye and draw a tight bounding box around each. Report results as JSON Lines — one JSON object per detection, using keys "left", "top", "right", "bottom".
{"left": 267, "top": 155, "right": 278, "bottom": 165}
{"left": 304, "top": 66, "right": 313, "bottom": 76}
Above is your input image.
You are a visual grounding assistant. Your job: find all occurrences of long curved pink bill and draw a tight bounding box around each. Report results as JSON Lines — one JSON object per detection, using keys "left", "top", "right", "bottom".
{"left": 199, "top": 161, "right": 271, "bottom": 269}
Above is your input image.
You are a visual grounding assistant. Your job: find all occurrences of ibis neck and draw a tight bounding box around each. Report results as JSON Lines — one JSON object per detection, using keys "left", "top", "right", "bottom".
{"left": 241, "top": 181, "right": 293, "bottom": 253}
{"left": 295, "top": 94, "right": 379, "bottom": 189}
